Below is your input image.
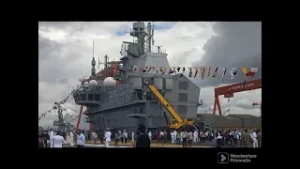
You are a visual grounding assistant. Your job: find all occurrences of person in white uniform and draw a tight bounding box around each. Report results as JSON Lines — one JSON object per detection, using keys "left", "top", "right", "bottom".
{"left": 104, "top": 128, "right": 112, "bottom": 147}
{"left": 250, "top": 129, "right": 258, "bottom": 148}
{"left": 148, "top": 130, "right": 152, "bottom": 141}
{"left": 131, "top": 131, "right": 135, "bottom": 141}
{"left": 69, "top": 130, "right": 74, "bottom": 147}
{"left": 51, "top": 131, "right": 66, "bottom": 148}
{"left": 173, "top": 130, "right": 177, "bottom": 144}
{"left": 193, "top": 130, "right": 199, "bottom": 143}
{"left": 49, "top": 129, "right": 54, "bottom": 148}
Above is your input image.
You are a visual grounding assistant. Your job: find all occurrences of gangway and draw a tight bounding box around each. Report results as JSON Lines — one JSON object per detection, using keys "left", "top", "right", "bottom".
{"left": 146, "top": 82, "right": 196, "bottom": 129}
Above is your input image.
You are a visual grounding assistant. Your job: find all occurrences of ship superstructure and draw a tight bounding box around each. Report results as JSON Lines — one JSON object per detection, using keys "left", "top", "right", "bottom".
{"left": 73, "top": 22, "right": 201, "bottom": 133}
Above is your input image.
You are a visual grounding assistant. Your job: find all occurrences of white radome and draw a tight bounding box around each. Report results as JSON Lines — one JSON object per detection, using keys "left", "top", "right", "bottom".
{"left": 103, "top": 77, "right": 116, "bottom": 87}
{"left": 89, "top": 80, "right": 98, "bottom": 86}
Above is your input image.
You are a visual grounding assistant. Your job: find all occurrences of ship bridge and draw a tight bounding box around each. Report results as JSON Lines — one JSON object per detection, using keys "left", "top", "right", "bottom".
{"left": 73, "top": 86, "right": 101, "bottom": 107}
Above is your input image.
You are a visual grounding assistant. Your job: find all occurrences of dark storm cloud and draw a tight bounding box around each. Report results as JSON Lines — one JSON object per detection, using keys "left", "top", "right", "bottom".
{"left": 192, "top": 22, "right": 261, "bottom": 87}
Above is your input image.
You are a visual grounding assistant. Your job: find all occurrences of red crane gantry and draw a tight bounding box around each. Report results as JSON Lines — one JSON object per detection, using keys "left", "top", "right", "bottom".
{"left": 213, "top": 79, "right": 261, "bottom": 116}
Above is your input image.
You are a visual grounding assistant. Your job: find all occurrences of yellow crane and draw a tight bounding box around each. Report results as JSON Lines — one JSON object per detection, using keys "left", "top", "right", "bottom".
{"left": 146, "top": 82, "right": 195, "bottom": 129}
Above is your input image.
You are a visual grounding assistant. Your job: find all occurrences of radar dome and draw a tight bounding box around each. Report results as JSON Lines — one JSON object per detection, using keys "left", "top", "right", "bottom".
{"left": 83, "top": 82, "right": 89, "bottom": 87}
{"left": 89, "top": 80, "right": 98, "bottom": 86}
{"left": 103, "top": 77, "right": 116, "bottom": 87}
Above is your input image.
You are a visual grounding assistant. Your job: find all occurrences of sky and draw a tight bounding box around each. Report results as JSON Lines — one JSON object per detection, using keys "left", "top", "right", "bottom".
{"left": 38, "top": 21, "right": 261, "bottom": 129}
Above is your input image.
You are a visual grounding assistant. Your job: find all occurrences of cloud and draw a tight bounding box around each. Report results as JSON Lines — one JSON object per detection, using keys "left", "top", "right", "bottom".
{"left": 38, "top": 21, "right": 261, "bottom": 128}
{"left": 192, "top": 22, "right": 261, "bottom": 87}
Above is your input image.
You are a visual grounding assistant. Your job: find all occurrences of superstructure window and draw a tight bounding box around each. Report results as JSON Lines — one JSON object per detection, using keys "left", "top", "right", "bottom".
{"left": 179, "top": 81, "right": 188, "bottom": 90}
{"left": 178, "top": 105, "right": 187, "bottom": 113}
{"left": 95, "top": 94, "right": 100, "bottom": 101}
{"left": 178, "top": 93, "right": 188, "bottom": 102}
{"left": 88, "top": 94, "right": 94, "bottom": 100}
{"left": 80, "top": 94, "right": 86, "bottom": 100}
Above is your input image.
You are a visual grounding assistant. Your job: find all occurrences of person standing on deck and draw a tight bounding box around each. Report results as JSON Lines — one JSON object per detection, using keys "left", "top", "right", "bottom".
{"left": 104, "top": 128, "right": 112, "bottom": 147}
{"left": 77, "top": 130, "right": 85, "bottom": 148}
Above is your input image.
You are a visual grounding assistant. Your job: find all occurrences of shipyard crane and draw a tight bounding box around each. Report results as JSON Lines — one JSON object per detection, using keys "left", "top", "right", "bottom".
{"left": 213, "top": 79, "right": 262, "bottom": 116}
{"left": 145, "top": 81, "right": 196, "bottom": 130}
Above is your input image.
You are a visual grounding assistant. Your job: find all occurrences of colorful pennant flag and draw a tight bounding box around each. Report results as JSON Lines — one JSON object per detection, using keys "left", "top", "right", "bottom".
{"left": 188, "top": 67, "right": 192, "bottom": 77}
{"left": 194, "top": 67, "right": 198, "bottom": 78}
{"left": 200, "top": 67, "right": 206, "bottom": 80}
{"left": 181, "top": 67, "right": 186, "bottom": 77}
{"left": 221, "top": 67, "right": 227, "bottom": 82}
{"left": 173, "top": 67, "right": 176, "bottom": 73}
{"left": 229, "top": 68, "right": 237, "bottom": 79}
{"left": 212, "top": 67, "right": 219, "bottom": 77}
{"left": 207, "top": 67, "right": 211, "bottom": 76}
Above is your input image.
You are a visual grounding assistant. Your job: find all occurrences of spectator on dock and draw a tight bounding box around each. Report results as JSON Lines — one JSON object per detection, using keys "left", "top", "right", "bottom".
{"left": 51, "top": 131, "right": 66, "bottom": 148}
{"left": 114, "top": 130, "right": 120, "bottom": 146}
{"left": 250, "top": 129, "right": 258, "bottom": 148}
{"left": 176, "top": 130, "right": 181, "bottom": 144}
{"left": 187, "top": 130, "right": 193, "bottom": 147}
{"left": 92, "top": 131, "right": 98, "bottom": 144}
{"left": 182, "top": 130, "right": 188, "bottom": 148}
{"left": 70, "top": 130, "right": 75, "bottom": 147}
{"left": 148, "top": 130, "right": 152, "bottom": 141}
{"left": 99, "top": 130, "right": 104, "bottom": 144}
{"left": 136, "top": 124, "right": 150, "bottom": 148}
{"left": 216, "top": 131, "right": 223, "bottom": 148}
{"left": 104, "top": 128, "right": 112, "bottom": 148}
{"left": 77, "top": 130, "right": 85, "bottom": 148}
{"left": 49, "top": 129, "right": 54, "bottom": 148}
{"left": 123, "top": 129, "right": 128, "bottom": 144}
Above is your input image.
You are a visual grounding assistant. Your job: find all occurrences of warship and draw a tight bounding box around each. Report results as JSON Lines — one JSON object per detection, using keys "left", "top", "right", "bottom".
{"left": 72, "top": 22, "right": 202, "bottom": 134}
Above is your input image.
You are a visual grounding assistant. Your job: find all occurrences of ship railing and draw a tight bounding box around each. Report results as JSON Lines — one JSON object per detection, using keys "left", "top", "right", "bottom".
{"left": 151, "top": 48, "right": 167, "bottom": 54}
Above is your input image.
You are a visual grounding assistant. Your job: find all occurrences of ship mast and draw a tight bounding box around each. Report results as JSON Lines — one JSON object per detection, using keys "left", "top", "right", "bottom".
{"left": 104, "top": 54, "right": 108, "bottom": 78}
{"left": 146, "top": 22, "right": 155, "bottom": 52}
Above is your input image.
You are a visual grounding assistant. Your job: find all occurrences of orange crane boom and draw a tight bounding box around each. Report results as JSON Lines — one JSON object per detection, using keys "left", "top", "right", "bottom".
{"left": 147, "top": 84, "right": 194, "bottom": 129}
{"left": 213, "top": 79, "right": 261, "bottom": 116}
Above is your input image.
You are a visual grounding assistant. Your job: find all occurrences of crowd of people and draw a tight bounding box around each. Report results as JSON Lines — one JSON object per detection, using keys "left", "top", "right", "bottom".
{"left": 38, "top": 129, "right": 85, "bottom": 148}
{"left": 146, "top": 128, "right": 261, "bottom": 148}
{"left": 38, "top": 126, "right": 260, "bottom": 148}
{"left": 38, "top": 125, "right": 151, "bottom": 148}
